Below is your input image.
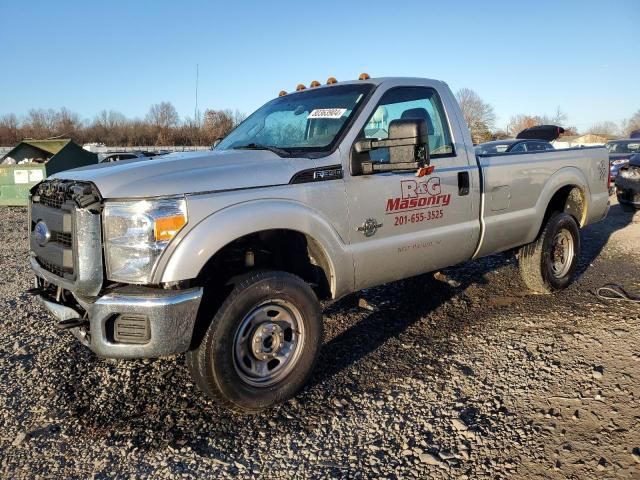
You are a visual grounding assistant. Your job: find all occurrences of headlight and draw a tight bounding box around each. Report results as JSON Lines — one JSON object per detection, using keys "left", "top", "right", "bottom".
{"left": 103, "top": 198, "right": 187, "bottom": 284}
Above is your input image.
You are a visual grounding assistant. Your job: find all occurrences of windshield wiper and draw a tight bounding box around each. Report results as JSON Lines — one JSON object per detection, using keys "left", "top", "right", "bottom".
{"left": 233, "top": 143, "right": 291, "bottom": 157}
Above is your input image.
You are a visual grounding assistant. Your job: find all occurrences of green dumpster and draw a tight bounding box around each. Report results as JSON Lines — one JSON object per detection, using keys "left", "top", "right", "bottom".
{"left": 0, "top": 139, "right": 98, "bottom": 206}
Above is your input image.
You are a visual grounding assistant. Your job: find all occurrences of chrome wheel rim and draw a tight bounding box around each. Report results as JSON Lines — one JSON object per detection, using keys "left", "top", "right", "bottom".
{"left": 233, "top": 300, "right": 305, "bottom": 388}
{"left": 551, "top": 229, "right": 574, "bottom": 278}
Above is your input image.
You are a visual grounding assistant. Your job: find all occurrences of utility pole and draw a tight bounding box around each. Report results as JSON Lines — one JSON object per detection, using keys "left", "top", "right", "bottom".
{"left": 195, "top": 64, "right": 199, "bottom": 126}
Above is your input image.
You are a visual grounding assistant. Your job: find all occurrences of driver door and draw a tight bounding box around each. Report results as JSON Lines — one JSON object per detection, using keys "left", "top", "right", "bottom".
{"left": 343, "top": 86, "right": 480, "bottom": 290}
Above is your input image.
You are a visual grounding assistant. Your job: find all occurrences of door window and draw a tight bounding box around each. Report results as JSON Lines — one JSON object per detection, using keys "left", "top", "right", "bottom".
{"left": 526, "top": 142, "right": 548, "bottom": 152}
{"left": 361, "top": 87, "right": 455, "bottom": 163}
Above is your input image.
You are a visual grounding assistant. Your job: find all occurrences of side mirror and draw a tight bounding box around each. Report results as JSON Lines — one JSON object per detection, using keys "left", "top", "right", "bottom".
{"left": 212, "top": 138, "right": 223, "bottom": 149}
{"left": 351, "top": 118, "right": 430, "bottom": 175}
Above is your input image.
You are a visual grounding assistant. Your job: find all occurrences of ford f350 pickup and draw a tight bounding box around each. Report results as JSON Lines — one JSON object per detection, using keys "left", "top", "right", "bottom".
{"left": 28, "top": 75, "right": 610, "bottom": 413}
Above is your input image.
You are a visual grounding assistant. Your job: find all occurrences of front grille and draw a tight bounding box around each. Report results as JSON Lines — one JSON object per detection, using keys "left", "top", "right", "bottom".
{"left": 33, "top": 179, "right": 101, "bottom": 210}
{"left": 29, "top": 180, "right": 104, "bottom": 296}
{"left": 39, "top": 194, "right": 64, "bottom": 209}
{"left": 38, "top": 257, "right": 72, "bottom": 277}
{"left": 54, "top": 232, "right": 72, "bottom": 248}
{"left": 33, "top": 180, "right": 74, "bottom": 209}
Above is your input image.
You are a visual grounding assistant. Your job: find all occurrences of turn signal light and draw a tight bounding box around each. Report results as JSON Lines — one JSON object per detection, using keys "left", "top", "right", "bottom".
{"left": 326, "top": 77, "right": 337, "bottom": 84}
{"left": 309, "top": 80, "right": 321, "bottom": 88}
{"left": 296, "top": 84, "right": 306, "bottom": 91}
{"left": 359, "top": 72, "right": 370, "bottom": 80}
{"left": 154, "top": 214, "right": 187, "bottom": 241}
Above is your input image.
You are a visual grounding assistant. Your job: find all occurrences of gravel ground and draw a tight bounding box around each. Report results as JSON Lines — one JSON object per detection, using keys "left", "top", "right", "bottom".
{"left": 1, "top": 203, "right": 639, "bottom": 479}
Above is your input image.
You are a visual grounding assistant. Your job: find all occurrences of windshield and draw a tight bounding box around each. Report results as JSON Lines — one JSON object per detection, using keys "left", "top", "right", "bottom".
{"left": 475, "top": 142, "right": 512, "bottom": 155}
{"left": 216, "top": 84, "right": 373, "bottom": 155}
{"left": 606, "top": 141, "right": 640, "bottom": 154}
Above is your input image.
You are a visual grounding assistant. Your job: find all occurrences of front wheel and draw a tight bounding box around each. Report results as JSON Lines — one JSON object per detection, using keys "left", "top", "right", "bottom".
{"left": 518, "top": 212, "right": 581, "bottom": 294}
{"left": 186, "top": 271, "right": 323, "bottom": 414}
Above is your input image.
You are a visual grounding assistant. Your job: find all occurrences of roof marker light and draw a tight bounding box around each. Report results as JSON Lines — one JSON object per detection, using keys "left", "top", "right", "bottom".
{"left": 278, "top": 90, "right": 287, "bottom": 97}
{"left": 326, "top": 77, "right": 337, "bottom": 84}
{"left": 310, "top": 80, "right": 321, "bottom": 88}
{"left": 296, "top": 84, "right": 306, "bottom": 91}
{"left": 359, "top": 72, "right": 370, "bottom": 80}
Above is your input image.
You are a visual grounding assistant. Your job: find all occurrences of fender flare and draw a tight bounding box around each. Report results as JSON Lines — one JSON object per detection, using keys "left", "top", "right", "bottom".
{"left": 525, "top": 166, "right": 590, "bottom": 242}
{"left": 155, "top": 199, "right": 353, "bottom": 298}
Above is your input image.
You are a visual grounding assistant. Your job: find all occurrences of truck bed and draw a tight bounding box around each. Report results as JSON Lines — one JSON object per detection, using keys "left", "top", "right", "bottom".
{"left": 473, "top": 146, "right": 609, "bottom": 258}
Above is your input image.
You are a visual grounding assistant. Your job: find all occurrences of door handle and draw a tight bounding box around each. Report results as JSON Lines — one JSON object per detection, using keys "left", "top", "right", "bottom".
{"left": 458, "top": 172, "right": 470, "bottom": 196}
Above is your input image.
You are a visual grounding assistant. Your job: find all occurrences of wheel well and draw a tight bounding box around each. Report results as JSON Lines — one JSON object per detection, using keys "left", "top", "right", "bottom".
{"left": 188, "top": 230, "right": 332, "bottom": 349}
{"left": 197, "top": 229, "right": 332, "bottom": 296}
{"left": 543, "top": 185, "right": 586, "bottom": 228}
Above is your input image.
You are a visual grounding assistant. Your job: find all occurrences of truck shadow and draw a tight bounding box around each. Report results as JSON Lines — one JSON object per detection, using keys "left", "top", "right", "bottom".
{"left": 307, "top": 253, "right": 511, "bottom": 391}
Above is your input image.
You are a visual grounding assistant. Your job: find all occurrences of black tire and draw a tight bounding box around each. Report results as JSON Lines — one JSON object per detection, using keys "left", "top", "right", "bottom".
{"left": 186, "top": 271, "right": 322, "bottom": 414}
{"left": 518, "top": 212, "right": 581, "bottom": 294}
{"left": 618, "top": 201, "right": 636, "bottom": 213}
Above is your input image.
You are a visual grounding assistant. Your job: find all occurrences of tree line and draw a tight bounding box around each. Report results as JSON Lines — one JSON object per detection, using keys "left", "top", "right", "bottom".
{"left": 455, "top": 88, "right": 640, "bottom": 144}
{"left": 0, "top": 102, "right": 245, "bottom": 147}
{"left": 1, "top": 94, "right": 638, "bottom": 147}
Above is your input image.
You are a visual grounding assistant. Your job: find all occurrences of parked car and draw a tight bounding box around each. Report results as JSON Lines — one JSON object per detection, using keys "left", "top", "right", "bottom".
{"left": 475, "top": 139, "right": 554, "bottom": 155}
{"left": 28, "top": 75, "right": 609, "bottom": 413}
{"left": 614, "top": 153, "right": 640, "bottom": 211}
{"left": 606, "top": 139, "right": 640, "bottom": 182}
{"left": 100, "top": 150, "right": 168, "bottom": 163}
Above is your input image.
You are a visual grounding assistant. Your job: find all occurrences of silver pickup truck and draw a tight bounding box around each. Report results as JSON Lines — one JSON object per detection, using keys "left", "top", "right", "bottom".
{"left": 28, "top": 75, "right": 609, "bottom": 413}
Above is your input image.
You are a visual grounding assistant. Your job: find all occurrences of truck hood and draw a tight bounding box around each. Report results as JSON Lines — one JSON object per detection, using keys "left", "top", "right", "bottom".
{"left": 52, "top": 150, "right": 304, "bottom": 198}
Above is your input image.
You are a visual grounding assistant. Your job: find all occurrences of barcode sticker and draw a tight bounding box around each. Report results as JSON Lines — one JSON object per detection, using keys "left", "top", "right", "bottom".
{"left": 29, "top": 169, "right": 44, "bottom": 182}
{"left": 307, "top": 108, "right": 347, "bottom": 119}
{"left": 14, "top": 170, "right": 29, "bottom": 184}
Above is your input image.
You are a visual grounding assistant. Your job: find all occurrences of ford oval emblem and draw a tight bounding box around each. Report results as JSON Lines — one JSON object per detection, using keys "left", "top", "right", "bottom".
{"left": 34, "top": 221, "right": 51, "bottom": 246}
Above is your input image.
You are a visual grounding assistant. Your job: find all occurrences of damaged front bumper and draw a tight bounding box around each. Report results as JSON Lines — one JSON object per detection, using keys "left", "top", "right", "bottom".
{"left": 37, "top": 283, "right": 203, "bottom": 359}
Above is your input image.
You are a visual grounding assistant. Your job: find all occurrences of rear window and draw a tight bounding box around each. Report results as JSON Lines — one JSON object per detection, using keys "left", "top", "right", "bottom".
{"left": 475, "top": 143, "right": 511, "bottom": 155}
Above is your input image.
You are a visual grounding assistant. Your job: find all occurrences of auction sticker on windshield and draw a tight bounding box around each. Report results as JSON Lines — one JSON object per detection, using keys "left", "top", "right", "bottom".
{"left": 307, "top": 108, "right": 347, "bottom": 119}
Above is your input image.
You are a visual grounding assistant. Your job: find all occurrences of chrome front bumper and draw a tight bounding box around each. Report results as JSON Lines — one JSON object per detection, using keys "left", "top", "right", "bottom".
{"left": 38, "top": 286, "right": 203, "bottom": 359}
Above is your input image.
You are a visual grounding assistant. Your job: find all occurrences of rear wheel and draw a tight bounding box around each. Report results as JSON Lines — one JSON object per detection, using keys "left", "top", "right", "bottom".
{"left": 518, "top": 212, "right": 580, "bottom": 294}
{"left": 186, "top": 271, "right": 322, "bottom": 413}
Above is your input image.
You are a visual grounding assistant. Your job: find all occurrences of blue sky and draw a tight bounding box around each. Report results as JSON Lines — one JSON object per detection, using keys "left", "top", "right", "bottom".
{"left": 1, "top": 0, "right": 638, "bottom": 131}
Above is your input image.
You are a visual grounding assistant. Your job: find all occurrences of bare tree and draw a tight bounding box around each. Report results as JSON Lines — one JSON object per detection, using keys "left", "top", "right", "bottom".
{"left": 492, "top": 129, "right": 511, "bottom": 140}
{"left": 147, "top": 102, "right": 179, "bottom": 129}
{"left": 455, "top": 88, "right": 496, "bottom": 143}
{"left": 0, "top": 113, "right": 19, "bottom": 145}
{"left": 51, "top": 107, "right": 83, "bottom": 141}
{"left": 0, "top": 103, "right": 246, "bottom": 147}
{"left": 622, "top": 110, "right": 640, "bottom": 137}
{"left": 507, "top": 107, "right": 569, "bottom": 137}
{"left": 23, "top": 108, "right": 58, "bottom": 139}
{"left": 507, "top": 114, "right": 539, "bottom": 136}
{"left": 87, "top": 110, "right": 129, "bottom": 145}
{"left": 202, "top": 109, "right": 241, "bottom": 144}
{"left": 538, "top": 106, "right": 567, "bottom": 126}
{"left": 146, "top": 102, "right": 179, "bottom": 145}
{"left": 586, "top": 121, "right": 620, "bottom": 137}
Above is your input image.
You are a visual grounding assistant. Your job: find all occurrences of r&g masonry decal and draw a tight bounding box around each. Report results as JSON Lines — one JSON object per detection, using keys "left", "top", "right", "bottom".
{"left": 387, "top": 177, "right": 451, "bottom": 226}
